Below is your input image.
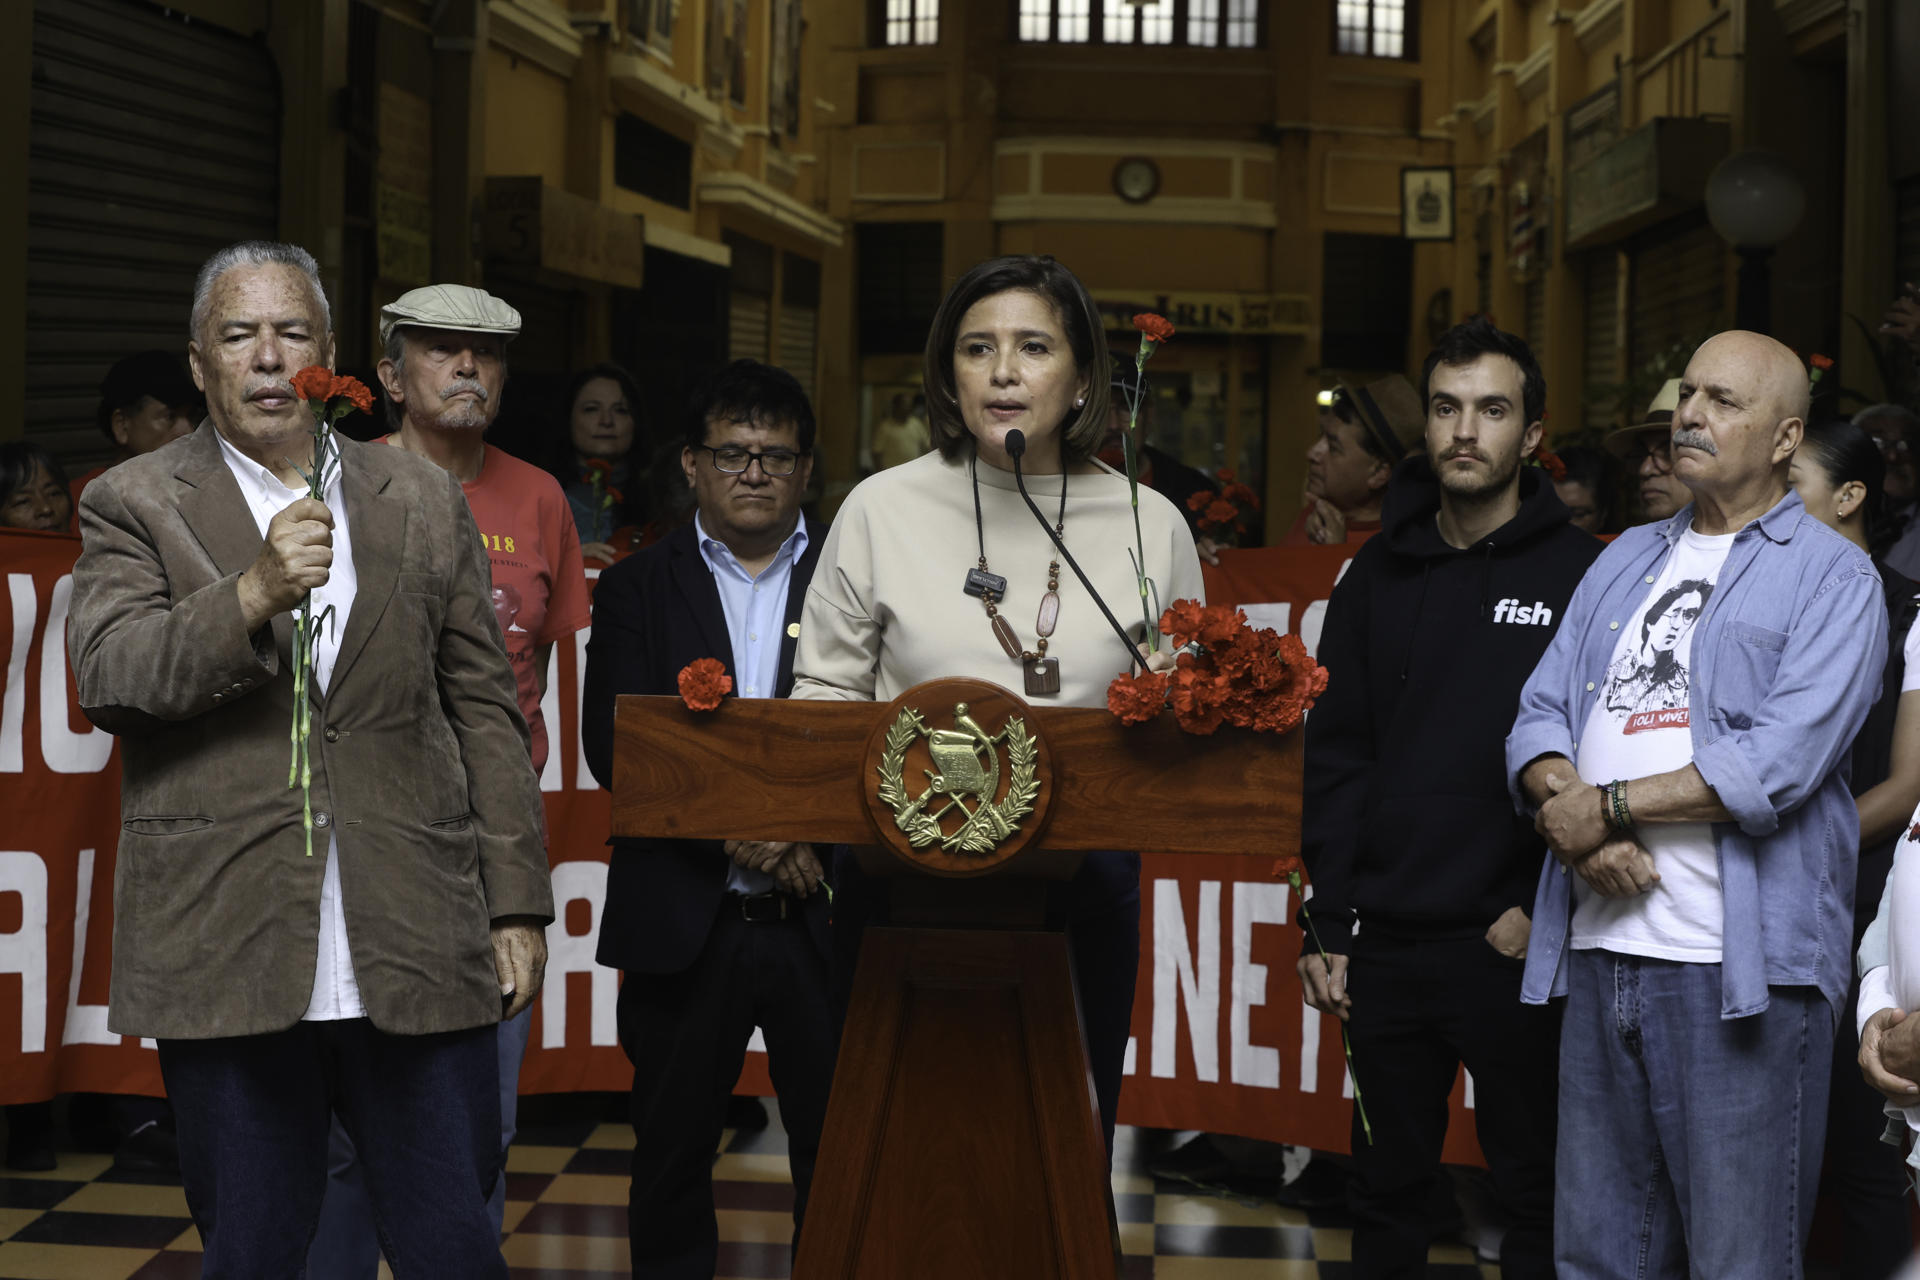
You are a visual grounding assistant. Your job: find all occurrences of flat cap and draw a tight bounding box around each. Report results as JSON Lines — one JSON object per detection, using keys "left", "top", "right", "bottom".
{"left": 379, "top": 284, "right": 522, "bottom": 345}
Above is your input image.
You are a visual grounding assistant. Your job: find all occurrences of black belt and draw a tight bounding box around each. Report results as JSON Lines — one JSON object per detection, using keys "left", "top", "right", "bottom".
{"left": 730, "top": 891, "right": 794, "bottom": 923}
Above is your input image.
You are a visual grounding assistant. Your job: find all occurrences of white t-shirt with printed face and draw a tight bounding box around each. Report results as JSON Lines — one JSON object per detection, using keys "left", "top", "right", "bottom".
{"left": 1571, "top": 524, "right": 1738, "bottom": 961}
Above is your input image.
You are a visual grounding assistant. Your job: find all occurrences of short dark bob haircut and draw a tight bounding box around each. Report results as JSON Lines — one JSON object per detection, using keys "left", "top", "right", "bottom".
{"left": 921, "top": 256, "right": 1110, "bottom": 463}
{"left": 682, "top": 359, "right": 817, "bottom": 454}
{"left": 1419, "top": 314, "right": 1547, "bottom": 429}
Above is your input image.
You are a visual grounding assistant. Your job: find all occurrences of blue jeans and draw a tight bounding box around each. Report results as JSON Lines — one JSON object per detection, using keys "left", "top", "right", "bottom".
{"left": 157, "top": 1018, "right": 505, "bottom": 1280}
{"left": 1556, "top": 949, "right": 1831, "bottom": 1279}
{"left": 306, "top": 1007, "right": 531, "bottom": 1277}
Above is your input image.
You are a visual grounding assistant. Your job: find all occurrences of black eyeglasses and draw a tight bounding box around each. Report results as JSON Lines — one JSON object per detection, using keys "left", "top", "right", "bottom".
{"left": 695, "top": 445, "right": 804, "bottom": 476}
{"left": 1625, "top": 439, "right": 1674, "bottom": 472}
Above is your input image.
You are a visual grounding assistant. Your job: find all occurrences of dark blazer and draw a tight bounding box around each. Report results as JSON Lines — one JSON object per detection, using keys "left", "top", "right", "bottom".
{"left": 67, "top": 423, "right": 553, "bottom": 1039}
{"left": 583, "top": 517, "right": 828, "bottom": 974}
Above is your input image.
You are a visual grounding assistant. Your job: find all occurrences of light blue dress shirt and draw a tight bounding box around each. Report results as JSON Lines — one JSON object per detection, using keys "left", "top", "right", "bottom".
{"left": 1507, "top": 492, "right": 1886, "bottom": 1020}
{"left": 695, "top": 510, "right": 810, "bottom": 895}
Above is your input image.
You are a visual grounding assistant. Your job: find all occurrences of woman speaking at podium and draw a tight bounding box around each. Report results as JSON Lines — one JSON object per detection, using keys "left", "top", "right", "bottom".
{"left": 790, "top": 255, "right": 1203, "bottom": 1152}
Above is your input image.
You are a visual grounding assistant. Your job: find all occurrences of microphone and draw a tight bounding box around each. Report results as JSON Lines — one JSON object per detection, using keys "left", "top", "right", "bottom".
{"left": 1005, "top": 429, "right": 1145, "bottom": 676}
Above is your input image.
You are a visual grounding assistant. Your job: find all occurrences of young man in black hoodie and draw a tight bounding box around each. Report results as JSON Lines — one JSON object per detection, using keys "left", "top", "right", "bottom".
{"left": 1298, "top": 317, "right": 1601, "bottom": 1277}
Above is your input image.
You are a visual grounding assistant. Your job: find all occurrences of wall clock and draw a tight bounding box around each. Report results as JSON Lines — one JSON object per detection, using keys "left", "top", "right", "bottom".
{"left": 1113, "top": 157, "right": 1160, "bottom": 204}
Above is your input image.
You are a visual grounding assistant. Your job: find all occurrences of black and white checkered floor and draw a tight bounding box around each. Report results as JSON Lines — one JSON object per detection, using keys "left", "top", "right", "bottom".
{"left": 0, "top": 1098, "right": 1503, "bottom": 1278}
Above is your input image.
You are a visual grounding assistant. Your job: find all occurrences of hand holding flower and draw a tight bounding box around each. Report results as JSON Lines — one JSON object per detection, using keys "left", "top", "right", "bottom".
{"left": 236, "top": 498, "right": 334, "bottom": 632}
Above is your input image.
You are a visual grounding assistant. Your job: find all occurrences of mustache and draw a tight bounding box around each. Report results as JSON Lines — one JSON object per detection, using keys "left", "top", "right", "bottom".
{"left": 441, "top": 378, "right": 490, "bottom": 403}
{"left": 1671, "top": 427, "right": 1717, "bottom": 455}
{"left": 1438, "top": 447, "right": 1488, "bottom": 464}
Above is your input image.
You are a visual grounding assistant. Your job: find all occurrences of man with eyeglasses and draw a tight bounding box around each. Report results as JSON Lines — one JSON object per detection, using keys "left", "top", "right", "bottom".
{"left": 1863, "top": 404, "right": 1920, "bottom": 578}
{"left": 582, "top": 358, "right": 834, "bottom": 1276}
{"left": 1604, "top": 378, "right": 1691, "bottom": 523}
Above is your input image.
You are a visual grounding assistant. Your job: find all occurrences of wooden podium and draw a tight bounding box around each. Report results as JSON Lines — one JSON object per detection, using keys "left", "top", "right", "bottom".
{"left": 611, "top": 677, "right": 1301, "bottom": 1279}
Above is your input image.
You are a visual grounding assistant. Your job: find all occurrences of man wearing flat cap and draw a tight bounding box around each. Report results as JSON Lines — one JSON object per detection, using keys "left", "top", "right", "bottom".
{"left": 1604, "top": 378, "right": 1690, "bottom": 524}
{"left": 67, "top": 240, "right": 552, "bottom": 1276}
{"left": 306, "top": 284, "right": 589, "bottom": 1275}
{"left": 1283, "top": 373, "right": 1426, "bottom": 546}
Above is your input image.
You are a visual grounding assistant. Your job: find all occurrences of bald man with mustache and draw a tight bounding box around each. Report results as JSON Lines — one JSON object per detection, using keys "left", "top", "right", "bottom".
{"left": 1507, "top": 331, "right": 1886, "bottom": 1275}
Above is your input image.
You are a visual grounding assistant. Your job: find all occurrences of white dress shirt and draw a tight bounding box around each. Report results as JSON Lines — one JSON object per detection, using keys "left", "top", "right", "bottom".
{"left": 215, "top": 428, "right": 364, "bottom": 1021}
{"left": 694, "top": 510, "right": 808, "bottom": 895}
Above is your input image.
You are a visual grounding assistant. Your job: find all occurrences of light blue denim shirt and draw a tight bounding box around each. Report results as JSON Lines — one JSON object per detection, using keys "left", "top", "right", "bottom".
{"left": 1506, "top": 490, "right": 1886, "bottom": 1020}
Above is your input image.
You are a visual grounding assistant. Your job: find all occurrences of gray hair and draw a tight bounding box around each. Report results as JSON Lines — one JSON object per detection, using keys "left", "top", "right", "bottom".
{"left": 190, "top": 241, "right": 332, "bottom": 343}
{"left": 382, "top": 326, "right": 407, "bottom": 429}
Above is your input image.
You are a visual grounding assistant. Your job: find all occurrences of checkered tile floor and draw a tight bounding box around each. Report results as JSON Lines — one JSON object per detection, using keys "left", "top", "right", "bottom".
{"left": 0, "top": 1099, "right": 1501, "bottom": 1278}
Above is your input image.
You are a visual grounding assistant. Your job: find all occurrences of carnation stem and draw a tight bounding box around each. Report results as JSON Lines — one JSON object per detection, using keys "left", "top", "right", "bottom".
{"left": 1294, "top": 876, "right": 1372, "bottom": 1144}
{"left": 288, "top": 611, "right": 305, "bottom": 786}
{"left": 1121, "top": 342, "right": 1157, "bottom": 651}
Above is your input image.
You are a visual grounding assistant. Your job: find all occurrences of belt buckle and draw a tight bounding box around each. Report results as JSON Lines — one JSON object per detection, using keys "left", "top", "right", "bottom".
{"left": 739, "top": 892, "right": 787, "bottom": 923}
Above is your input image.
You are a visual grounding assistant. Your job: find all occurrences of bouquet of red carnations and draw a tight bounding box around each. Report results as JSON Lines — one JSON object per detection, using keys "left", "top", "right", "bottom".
{"left": 1105, "top": 599, "right": 1328, "bottom": 736}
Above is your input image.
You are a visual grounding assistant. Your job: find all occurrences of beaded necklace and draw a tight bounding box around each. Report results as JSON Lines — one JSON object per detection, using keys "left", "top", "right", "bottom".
{"left": 963, "top": 451, "right": 1066, "bottom": 695}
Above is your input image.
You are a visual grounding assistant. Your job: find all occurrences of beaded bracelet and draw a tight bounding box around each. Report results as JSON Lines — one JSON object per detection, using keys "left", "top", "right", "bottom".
{"left": 1603, "top": 779, "right": 1633, "bottom": 832}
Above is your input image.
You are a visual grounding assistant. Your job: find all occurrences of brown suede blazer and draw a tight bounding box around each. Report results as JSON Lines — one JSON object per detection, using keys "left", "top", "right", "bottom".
{"left": 67, "top": 422, "right": 553, "bottom": 1040}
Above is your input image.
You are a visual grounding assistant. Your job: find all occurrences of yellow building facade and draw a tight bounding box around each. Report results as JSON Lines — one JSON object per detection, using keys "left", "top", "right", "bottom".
{"left": 6, "top": 0, "right": 1915, "bottom": 527}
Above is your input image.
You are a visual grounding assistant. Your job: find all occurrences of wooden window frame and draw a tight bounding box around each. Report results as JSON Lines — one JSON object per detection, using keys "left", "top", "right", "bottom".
{"left": 1330, "top": 0, "right": 1418, "bottom": 62}
{"left": 1008, "top": 0, "right": 1268, "bottom": 50}
{"left": 871, "top": 0, "right": 941, "bottom": 47}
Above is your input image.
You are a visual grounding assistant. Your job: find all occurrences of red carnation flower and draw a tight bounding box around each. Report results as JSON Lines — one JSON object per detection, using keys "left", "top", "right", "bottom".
{"left": 1167, "top": 653, "right": 1232, "bottom": 735}
{"left": 1106, "top": 669, "right": 1169, "bottom": 725}
{"left": 1159, "top": 598, "right": 1209, "bottom": 648}
{"left": 329, "top": 374, "right": 375, "bottom": 416}
{"left": 1202, "top": 497, "right": 1240, "bottom": 529}
{"left": 1132, "top": 313, "right": 1176, "bottom": 344}
{"left": 677, "top": 657, "right": 733, "bottom": 711}
{"left": 290, "top": 366, "right": 335, "bottom": 402}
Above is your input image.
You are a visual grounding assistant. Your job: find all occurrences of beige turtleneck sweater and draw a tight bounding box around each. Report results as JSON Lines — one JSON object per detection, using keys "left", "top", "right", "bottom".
{"left": 792, "top": 448, "right": 1205, "bottom": 708}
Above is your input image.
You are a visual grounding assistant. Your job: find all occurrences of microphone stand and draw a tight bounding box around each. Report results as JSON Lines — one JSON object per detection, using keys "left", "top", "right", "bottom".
{"left": 1005, "top": 430, "right": 1146, "bottom": 676}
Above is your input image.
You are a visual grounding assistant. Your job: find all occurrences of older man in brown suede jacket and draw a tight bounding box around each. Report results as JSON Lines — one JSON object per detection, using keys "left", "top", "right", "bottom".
{"left": 66, "top": 240, "right": 552, "bottom": 1280}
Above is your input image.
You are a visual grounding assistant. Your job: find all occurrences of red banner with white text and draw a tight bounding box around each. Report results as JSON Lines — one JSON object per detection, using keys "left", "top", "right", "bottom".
{"left": 0, "top": 530, "right": 1482, "bottom": 1163}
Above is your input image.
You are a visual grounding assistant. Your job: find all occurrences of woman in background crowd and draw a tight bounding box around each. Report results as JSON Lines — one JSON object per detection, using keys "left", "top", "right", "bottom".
{"left": 0, "top": 441, "right": 71, "bottom": 1169}
{"left": 0, "top": 442, "right": 73, "bottom": 535}
{"left": 550, "top": 362, "right": 649, "bottom": 563}
{"left": 1551, "top": 444, "right": 1618, "bottom": 535}
{"left": 1790, "top": 418, "right": 1920, "bottom": 1276}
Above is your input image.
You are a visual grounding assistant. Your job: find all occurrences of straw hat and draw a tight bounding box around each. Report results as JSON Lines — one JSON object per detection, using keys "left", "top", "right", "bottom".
{"left": 1601, "top": 378, "right": 1682, "bottom": 457}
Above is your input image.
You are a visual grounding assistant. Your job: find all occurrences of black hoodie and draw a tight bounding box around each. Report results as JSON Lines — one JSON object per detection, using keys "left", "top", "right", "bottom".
{"left": 1300, "top": 455, "right": 1603, "bottom": 951}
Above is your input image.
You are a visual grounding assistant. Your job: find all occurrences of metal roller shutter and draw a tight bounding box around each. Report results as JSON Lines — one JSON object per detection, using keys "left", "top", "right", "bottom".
{"left": 1628, "top": 218, "right": 1726, "bottom": 378}
{"left": 27, "top": 0, "right": 280, "bottom": 470}
{"left": 779, "top": 304, "right": 817, "bottom": 403}
{"left": 1523, "top": 275, "right": 1547, "bottom": 362}
{"left": 1583, "top": 251, "right": 1621, "bottom": 433}
{"left": 729, "top": 293, "right": 771, "bottom": 364}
